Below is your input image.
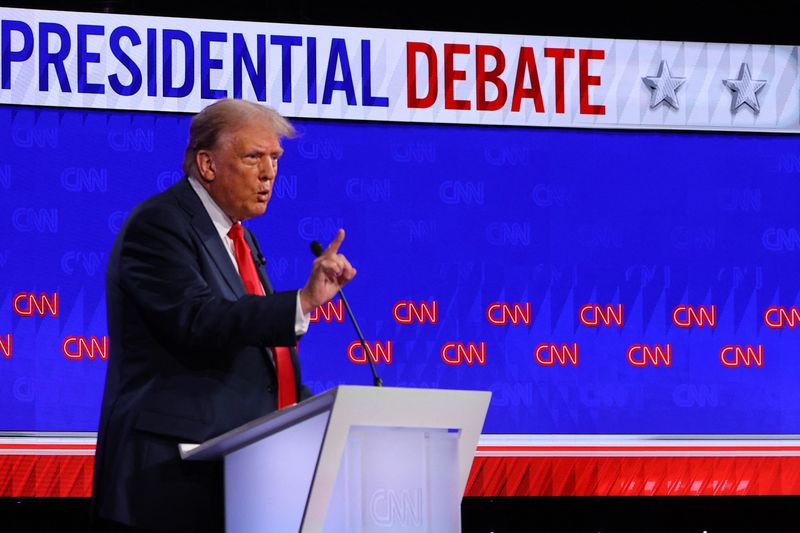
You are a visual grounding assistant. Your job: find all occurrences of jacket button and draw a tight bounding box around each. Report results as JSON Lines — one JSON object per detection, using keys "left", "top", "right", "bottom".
{"left": 266, "top": 385, "right": 274, "bottom": 393}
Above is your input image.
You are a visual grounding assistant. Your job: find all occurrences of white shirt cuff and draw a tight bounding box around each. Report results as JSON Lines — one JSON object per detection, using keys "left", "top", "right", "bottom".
{"left": 295, "top": 290, "right": 311, "bottom": 335}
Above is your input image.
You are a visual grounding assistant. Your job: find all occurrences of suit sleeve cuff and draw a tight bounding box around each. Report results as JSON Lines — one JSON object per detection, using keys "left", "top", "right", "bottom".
{"left": 295, "top": 290, "right": 311, "bottom": 336}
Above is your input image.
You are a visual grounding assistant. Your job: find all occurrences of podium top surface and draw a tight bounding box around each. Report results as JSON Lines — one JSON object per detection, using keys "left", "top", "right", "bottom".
{"left": 180, "top": 385, "right": 490, "bottom": 461}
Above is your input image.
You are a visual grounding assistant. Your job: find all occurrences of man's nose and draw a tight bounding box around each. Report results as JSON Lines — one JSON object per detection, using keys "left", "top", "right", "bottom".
{"left": 259, "top": 157, "right": 276, "bottom": 180}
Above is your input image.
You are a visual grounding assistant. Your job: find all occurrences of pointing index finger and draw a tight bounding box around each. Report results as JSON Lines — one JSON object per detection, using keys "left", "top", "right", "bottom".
{"left": 324, "top": 228, "right": 345, "bottom": 255}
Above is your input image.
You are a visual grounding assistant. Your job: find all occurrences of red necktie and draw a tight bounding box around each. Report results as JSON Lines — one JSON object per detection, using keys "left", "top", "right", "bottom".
{"left": 227, "top": 223, "right": 297, "bottom": 409}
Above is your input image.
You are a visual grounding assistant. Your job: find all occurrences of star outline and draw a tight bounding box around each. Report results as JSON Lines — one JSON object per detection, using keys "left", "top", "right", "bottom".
{"left": 642, "top": 60, "right": 686, "bottom": 110}
{"left": 723, "top": 63, "right": 767, "bottom": 114}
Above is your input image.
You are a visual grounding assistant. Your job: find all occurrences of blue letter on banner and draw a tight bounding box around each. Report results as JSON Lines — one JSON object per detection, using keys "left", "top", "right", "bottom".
{"left": 361, "top": 39, "right": 388, "bottom": 107}
{"left": 201, "top": 31, "right": 227, "bottom": 99}
{"left": 1, "top": 20, "right": 33, "bottom": 90}
{"left": 323, "top": 38, "right": 356, "bottom": 105}
{"left": 109, "top": 26, "right": 142, "bottom": 96}
{"left": 78, "top": 24, "right": 105, "bottom": 94}
{"left": 39, "top": 22, "right": 72, "bottom": 92}
{"left": 270, "top": 35, "right": 302, "bottom": 103}
{"left": 162, "top": 29, "right": 194, "bottom": 98}
{"left": 233, "top": 33, "right": 266, "bottom": 101}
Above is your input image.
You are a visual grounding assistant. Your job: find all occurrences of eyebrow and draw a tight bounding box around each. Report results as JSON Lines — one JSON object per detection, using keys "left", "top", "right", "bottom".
{"left": 239, "top": 142, "right": 283, "bottom": 156}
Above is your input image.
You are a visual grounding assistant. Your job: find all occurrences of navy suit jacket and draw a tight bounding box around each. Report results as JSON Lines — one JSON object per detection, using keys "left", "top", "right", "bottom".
{"left": 92, "top": 177, "right": 311, "bottom": 531}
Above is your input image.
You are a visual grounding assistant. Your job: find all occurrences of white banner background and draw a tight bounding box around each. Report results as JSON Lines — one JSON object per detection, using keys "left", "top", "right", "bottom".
{"left": 0, "top": 7, "right": 797, "bottom": 132}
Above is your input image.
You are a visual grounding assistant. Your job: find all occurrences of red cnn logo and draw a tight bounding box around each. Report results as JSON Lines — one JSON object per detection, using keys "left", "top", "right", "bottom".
{"left": 486, "top": 302, "right": 531, "bottom": 326}
{"left": 579, "top": 304, "right": 623, "bottom": 327}
{"left": 534, "top": 343, "right": 578, "bottom": 366}
{"left": 347, "top": 341, "right": 393, "bottom": 364}
{"left": 0, "top": 334, "right": 11, "bottom": 358}
{"left": 672, "top": 305, "right": 717, "bottom": 328}
{"left": 720, "top": 345, "right": 764, "bottom": 368}
{"left": 627, "top": 344, "right": 671, "bottom": 367}
{"left": 310, "top": 300, "right": 345, "bottom": 323}
{"left": 12, "top": 292, "right": 59, "bottom": 317}
{"left": 393, "top": 301, "right": 438, "bottom": 324}
{"left": 764, "top": 306, "right": 800, "bottom": 328}
{"left": 62, "top": 336, "right": 108, "bottom": 360}
{"left": 440, "top": 342, "right": 486, "bottom": 366}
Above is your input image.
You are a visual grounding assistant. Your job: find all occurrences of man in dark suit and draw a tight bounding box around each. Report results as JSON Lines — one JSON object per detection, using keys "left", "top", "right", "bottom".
{"left": 92, "top": 99, "right": 356, "bottom": 532}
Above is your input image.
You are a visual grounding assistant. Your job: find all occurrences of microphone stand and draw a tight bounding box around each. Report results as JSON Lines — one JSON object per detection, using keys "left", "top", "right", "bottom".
{"left": 310, "top": 240, "right": 383, "bottom": 387}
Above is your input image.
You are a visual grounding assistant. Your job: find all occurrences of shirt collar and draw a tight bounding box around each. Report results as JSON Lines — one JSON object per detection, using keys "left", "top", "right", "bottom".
{"left": 187, "top": 175, "right": 237, "bottom": 240}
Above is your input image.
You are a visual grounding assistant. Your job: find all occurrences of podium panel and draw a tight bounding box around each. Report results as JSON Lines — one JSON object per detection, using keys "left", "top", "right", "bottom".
{"left": 224, "top": 412, "right": 330, "bottom": 532}
{"left": 181, "top": 386, "right": 491, "bottom": 533}
{"left": 323, "top": 426, "right": 459, "bottom": 532}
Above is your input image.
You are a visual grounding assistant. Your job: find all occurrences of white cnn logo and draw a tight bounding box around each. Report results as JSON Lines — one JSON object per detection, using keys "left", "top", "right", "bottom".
{"left": 368, "top": 489, "right": 422, "bottom": 527}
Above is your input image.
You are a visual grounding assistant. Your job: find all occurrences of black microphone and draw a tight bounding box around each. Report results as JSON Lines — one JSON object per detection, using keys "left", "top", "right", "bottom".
{"left": 309, "top": 240, "right": 324, "bottom": 257}
{"left": 254, "top": 251, "right": 266, "bottom": 267}
{"left": 310, "top": 240, "right": 383, "bottom": 387}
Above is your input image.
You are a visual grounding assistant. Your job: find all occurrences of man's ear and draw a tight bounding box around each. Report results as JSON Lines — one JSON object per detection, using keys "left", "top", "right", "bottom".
{"left": 196, "top": 150, "right": 215, "bottom": 183}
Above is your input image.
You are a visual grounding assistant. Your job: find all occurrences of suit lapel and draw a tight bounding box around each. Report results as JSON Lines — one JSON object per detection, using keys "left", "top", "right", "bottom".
{"left": 172, "top": 178, "right": 245, "bottom": 298}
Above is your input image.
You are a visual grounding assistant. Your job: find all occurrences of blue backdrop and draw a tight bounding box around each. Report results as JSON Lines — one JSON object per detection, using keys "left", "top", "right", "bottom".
{"left": 1, "top": 105, "right": 798, "bottom": 434}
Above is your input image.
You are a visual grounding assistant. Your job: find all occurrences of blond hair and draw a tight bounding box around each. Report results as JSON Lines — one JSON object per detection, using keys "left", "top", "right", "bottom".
{"left": 182, "top": 99, "right": 295, "bottom": 178}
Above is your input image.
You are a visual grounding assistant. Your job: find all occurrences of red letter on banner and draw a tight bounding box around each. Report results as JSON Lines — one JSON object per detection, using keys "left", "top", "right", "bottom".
{"left": 579, "top": 49, "right": 605, "bottom": 115}
{"left": 511, "top": 47, "right": 544, "bottom": 112}
{"left": 476, "top": 45, "right": 507, "bottom": 111}
{"left": 444, "top": 43, "right": 470, "bottom": 110}
{"left": 407, "top": 42, "right": 438, "bottom": 108}
{"left": 544, "top": 47, "right": 575, "bottom": 114}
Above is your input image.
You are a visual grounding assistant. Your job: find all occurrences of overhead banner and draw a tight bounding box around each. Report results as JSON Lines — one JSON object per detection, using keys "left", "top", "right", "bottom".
{"left": 1, "top": 7, "right": 798, "bottom": 132}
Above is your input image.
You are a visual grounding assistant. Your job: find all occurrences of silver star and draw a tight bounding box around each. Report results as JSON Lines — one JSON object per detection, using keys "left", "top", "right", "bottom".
{"left": 642, "top": 60, "right": 685, "bottom": 110}
{"left": 723, "top": 63, "right": 766, "bottom": 114}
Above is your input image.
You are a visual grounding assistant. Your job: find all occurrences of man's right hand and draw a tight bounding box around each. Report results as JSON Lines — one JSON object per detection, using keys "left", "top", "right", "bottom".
{"left": 299, "top": 229, "right": 356, "bottom": 315}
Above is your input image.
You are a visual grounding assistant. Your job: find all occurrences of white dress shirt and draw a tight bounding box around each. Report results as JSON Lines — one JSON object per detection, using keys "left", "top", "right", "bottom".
{"left": 188, "top": 176, "right": 310, "bottom": 336}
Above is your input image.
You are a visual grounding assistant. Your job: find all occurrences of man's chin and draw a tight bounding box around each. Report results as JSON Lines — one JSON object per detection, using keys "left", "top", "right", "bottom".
{"left": 237, "top": 205, "right": 267, "bottom": 221}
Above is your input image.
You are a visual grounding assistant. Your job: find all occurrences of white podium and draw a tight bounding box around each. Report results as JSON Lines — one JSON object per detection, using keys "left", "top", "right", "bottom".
{"left": 180, "top": 386, "right": 490, "bottom": 532}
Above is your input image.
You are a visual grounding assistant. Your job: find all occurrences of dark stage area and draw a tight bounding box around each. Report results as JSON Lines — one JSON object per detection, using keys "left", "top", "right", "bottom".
{"left": 1, "top": 496, "right": 799, "bottom": 532}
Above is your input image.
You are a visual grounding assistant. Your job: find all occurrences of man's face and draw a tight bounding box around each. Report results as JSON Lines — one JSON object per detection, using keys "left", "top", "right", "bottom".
{"left": 199, "top": 121, "right": 284, "bottom": 222}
